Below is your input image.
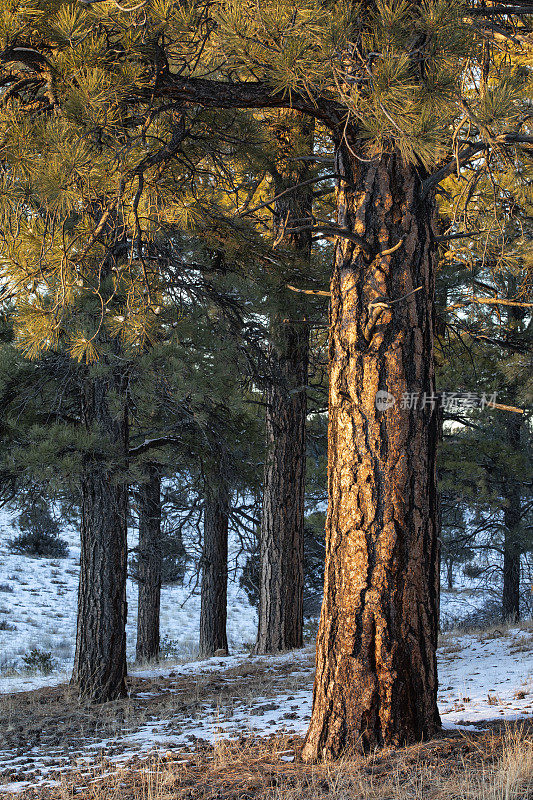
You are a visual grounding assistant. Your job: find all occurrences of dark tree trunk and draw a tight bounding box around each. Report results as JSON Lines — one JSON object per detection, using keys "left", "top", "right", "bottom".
{"left": 302, "top": 141, "right": 441, "bottom": 760}
{"left": 445, "top": 559, "right": 454, "bottom": 591}
{"left": 256, "top": 110, "right": 313, "bottom": 654}
{"left": 136, "top": 464, "right": 162, "bottom": 663}
{"left": 72, "top": 371, "right": 129, "bottom": 702}
{"left": 502, "top": 517, "right": 521, "bottom": 623}
{"left": 257, "top": 321, "right": 308, "bottom": 652}
{"left": 501, "top": 301, "right": 524, "bottom": 623}
{"left": 199, "top": 483, "right": 229, "bottom": 657}
{"left": 502, "top": 415, "right": 522, "bottom": 623}
{"left": 436, "top": 405, "right": 443, "bottom": 622}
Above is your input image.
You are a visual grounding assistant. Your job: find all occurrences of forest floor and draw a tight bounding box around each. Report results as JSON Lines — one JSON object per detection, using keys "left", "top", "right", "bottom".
{"left": 0, "top": 622, "right": 532, "bottom": 799}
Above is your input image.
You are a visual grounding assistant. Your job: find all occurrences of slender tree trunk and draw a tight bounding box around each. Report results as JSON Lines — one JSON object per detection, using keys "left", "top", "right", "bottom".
{"left": 136, "top": 464, "right": 162, "bottom": 663}
{"left": 502, "top": 415, "right": 522, "bottom": 622}
{"left": 502, "top": 517, "right": 521, "bottom": 622}
{"left": 302, "top": 141, "right": 441, "bottom": 759}
{"left": 436, "top": 406, "right": 443, "bottom": 623}
{"left": 257, "top": 322, "right": 308, "bottom": 652}
{"left": 256, "top": 110, "right": 313, "bottom": 653}
{"left": 199, "top": 482, "right": 229, "bottom": 657}
{"left": 444, "top": 559, "right": 454, "bottom": 590}
{"left": 501, "top": 300, "right": 524, "bottom": 623}
{"left": 72, "top": 370, "right": 129, "bottom": 702}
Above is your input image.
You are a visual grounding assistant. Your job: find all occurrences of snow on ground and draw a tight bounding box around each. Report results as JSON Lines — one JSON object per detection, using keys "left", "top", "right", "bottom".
{"left": 121, "top": 625, "right": 533, "bottom": 747}
{"left": 122, "top": 649, "right": 315, "bottom": 754}
{"left": 1, "top": 503, "right": 532, "bottom": 795}
{"left": 438, "top": 625, "right": 533, "bottom": 726}
{"left": 0, "top": 507, "right": 257, "bottom": 676}
{"left": 0, "top": 503, "right": 500, "bottom": 682}
{"left": 0, "top": 672, "right": 69, "bottom": 695}
{"left": 0, "top": 626, "right": 532, "bottom": 794}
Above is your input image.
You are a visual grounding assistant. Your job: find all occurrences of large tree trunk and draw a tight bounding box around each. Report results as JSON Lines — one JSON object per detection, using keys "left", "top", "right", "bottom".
{"left": 72, "top": 370, "right": 129, "bottom": 702}
{"left": 136, "top": 464, "right": 162, "bottom": 663}
{"left": 199, "top": 482, "right": 229, "bottom": 657}
{"left": 302, "top": 141, "right": 441, "bottom": 759}
{"left": 256, "top": 110, "right": 313, "bottom": 654}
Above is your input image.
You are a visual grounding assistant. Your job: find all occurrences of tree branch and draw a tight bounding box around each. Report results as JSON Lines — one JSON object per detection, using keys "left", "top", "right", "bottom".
{"left": 129, "top": 436, "right": 183, "bottom": 457}
{"left": 158, "top": 76, "right": 345, "bottom": 128}
{"left": 447, "top": 297, "right": 533, "bottom": 311}
{"left": 287, "top": 284, "right": 330, "bottom": 297}
{"left": 423, "top": 133, "right": 533, "bottom": 194}
{"left": 467, "top": 4, "right": 533, "bottom": 17}
{"left": 239, "top": 173, "right": 336, "bottom": 217}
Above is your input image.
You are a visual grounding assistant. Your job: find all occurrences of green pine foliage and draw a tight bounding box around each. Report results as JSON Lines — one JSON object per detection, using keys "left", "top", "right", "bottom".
{"left": 436, "top": 133, "right": 532, "bottom": 600}
{"left": 0, "top": 0, "right": 530, "bottom": 637}
{"left": 8, "top": 500, "right": 69, "bottom": 558}
{"left": 240, "top": 511, "right": 326, "bottom": 618}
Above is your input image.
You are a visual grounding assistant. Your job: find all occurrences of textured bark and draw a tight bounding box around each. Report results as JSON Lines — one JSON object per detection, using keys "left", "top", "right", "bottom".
{"left": 257, "top": 319, "right": 308, "bottom": 652}
{"left": 302, "top": 141, "right": 441, "bottom": 759}
{"left": 502, "top": 414, "right": 522, "bottom": 623}
{"left": 502, "top": 512, "right": 521, "bottom": 623}
{"left": 136, "top": 465, "right": 162, "bottom": 663}
{"left": 72, "top": 372, "right": 129, "bottom": 702}
{"left": 199, "top": 483, "right": 229, "bottom": 657}
{"left": 256, "top": 111, "right": 312, "bottom": 654}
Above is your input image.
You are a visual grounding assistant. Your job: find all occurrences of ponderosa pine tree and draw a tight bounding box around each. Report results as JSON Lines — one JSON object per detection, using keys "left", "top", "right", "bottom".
{"left": 0, "top": 19, "right": 192, "bottom": 699}
{"left": 0, "top": 301, "right": 130, "bottom": 702}
{"left": 74, "top": 357, "right": 129, "bottom": 701}
{"left": 501, "top": 300, "right": 530, "bottom": 622}
{"left": 0, "top": 9, "right": 250, "bottom": 699}
{"left": 495, "top": 299, "right": 530, "bottom": 622}
{"left": 0, "top": 321, "right": 132, "bottom": 699}
{"left": 135, "top": 463, "right": 163, "bottom": 663}
{"left": 194, "top": 322, "right": 265, "bottom": 658}
{"left": 256, "top": 110, "right": 314, "bottom": 654}
{"left": 0, "top": 0, "right": 531, "bottom": 747}
{"left": 438, "top": 347, "right": 532, "bottom": 621}
{"left": 199, "top": 473, "right": 230, "bottom": 657}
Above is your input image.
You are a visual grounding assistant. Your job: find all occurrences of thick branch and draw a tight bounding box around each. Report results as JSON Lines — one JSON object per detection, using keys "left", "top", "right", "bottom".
{"left": 158, "top": 76, "right": 344, "bottom": 128}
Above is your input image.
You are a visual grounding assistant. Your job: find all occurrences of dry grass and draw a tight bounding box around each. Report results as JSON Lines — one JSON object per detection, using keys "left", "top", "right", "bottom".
{"left": 439, "top": 641, "right": 464, "bottom": 655}
{"left": 438, "top": 621, "right": 533, "bottom": 668}
{"left": 438, "top": 620, "right": 533, "bottom": 644}
{"left": 0, "top": 654, "right": 316, "bottom": 794}
{"left": 2, "top": 631, "right": 532, "bottom": 799}
{"left": 8, "top": 723, "right": 532, "bottom": 800}
{"left": 470, "top": 728, "right": 533, "bottom": 800}
{"left": 476, "top": 620, "right": 533, "bottom": 642}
